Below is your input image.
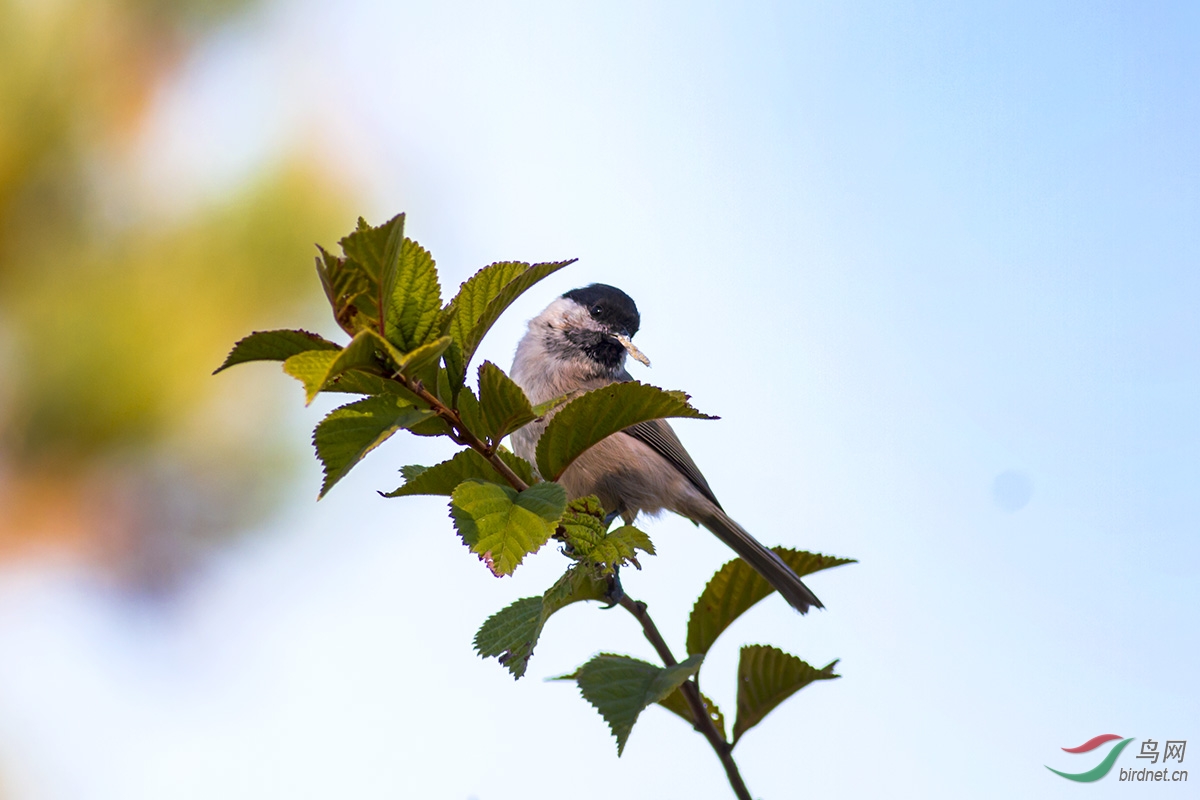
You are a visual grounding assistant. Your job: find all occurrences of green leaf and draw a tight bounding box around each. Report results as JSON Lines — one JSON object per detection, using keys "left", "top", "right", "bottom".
{"left": 449, "top": 480, "right": 567, "bottom": 576}
{"left": 385, "top": 238, "right": 443, "bottom": 352}
{"left": 446, "top": 259, "right": 577, "bottom": 384}
{"left": 332, "top": 216, "right": 443, "bottom": 351}
{"left": 494, "top": 448, "right": 538, "bottom": 486}
{"left": 379, "top": 215, "right": 406, "bottom": 337}
{"left": 323, "top": 369, "right": 420, "bottom": 402}
{"left": 557, "top": 654, "right": 704, "bottom": 755}
{"left": 335, "top": 219, "right": 389, "bottom": 329}
{"left": 558, "top": 495, "right": 609, "bottom": 555}
{"left": 448, "top": 261, "right": 525, "bottom": 359}
{"left": 557, "top": 497, "right": 655, "bottom": 575}
{"left": 356, "top": 326, "right": 408, "bottom": 366}
{"left": 593, "top": 526, "right": 655, "bottom": 570}
{"left": 339, "top": 215, "right": 395, "bottom": 282}
{"left": 656, "top": 688, "right": 726, "bottom": 742}
{"left": 733, "top": 646, "right": 839, "bottom": 745}
{"left": 531, "top": 392, "right": 574, "bottom": 418}
{"left": 282, "top": 350, "right": 340, "bottom": 402}
{"left": 280, "top": 326, "right": 450, "bottom": 404}
{"left": 535, "top": 381, "right": 716, "bottom": 481}
{"left": 474, "top": 567, "right": 608, "bottom": 678}
{"left": 283, "top": 329, "right": 389, "bottom": 404}
{"left": 323, "top": 330, "right": 393, "bottom": 396}
{"left": 360, "top": 326, "right": 449, "bottom": 381}
{"left": 383, "top": 449, "right": 537, "bottom": 497}
{"left": 455, "top": 385, "right": 486, "bottom": 438}
{"left": 339, "top": 213, "right": 405, "bottom": 337}
{"left": 407, "top": 415, "right": 454, "bottom": 437}
{"left": 396, "top": 335, "right": 451, "bottom": 377}
{"left": 315, "top": 246, "right": 372, "bottom": 335}
{"left": 686, "top": 549, "right": 856, "bottom": 657}
{"left": 313, "top": 396, "right": 436, "bottom": 498}
{"left": 477, "top": 361, "right": 536, "bottom": 444}
{"left": 214, "top": 329, "right": 340, "bottom": 374}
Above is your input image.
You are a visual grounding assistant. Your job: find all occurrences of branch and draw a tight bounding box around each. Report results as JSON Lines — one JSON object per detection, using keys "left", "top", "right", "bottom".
{"left": 401, "top": 376, "right": 530, "bottom": 492}
{"left": 618, "top": 595, "right": 752, "bottom": 800}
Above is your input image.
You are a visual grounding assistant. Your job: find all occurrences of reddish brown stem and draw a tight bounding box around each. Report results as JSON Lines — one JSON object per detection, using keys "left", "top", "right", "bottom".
{"left": 402, "top": 377, "right": 530, "bottom": 492}
{"left": 617, "top": 595, "right": 752, "bottom": 800}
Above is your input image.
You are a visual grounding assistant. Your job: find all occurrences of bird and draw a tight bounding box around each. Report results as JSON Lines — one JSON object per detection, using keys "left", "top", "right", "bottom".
{"left": 509, "top": 283, "right": 823, "bottom": 613}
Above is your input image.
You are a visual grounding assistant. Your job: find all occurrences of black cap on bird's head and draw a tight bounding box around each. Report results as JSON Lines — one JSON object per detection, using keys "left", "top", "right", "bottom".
{"left": 563, "top": 284, "right": 640, "bottom": 338}
{"left": 557, "top": 284, "right": 650, "bottom": 371}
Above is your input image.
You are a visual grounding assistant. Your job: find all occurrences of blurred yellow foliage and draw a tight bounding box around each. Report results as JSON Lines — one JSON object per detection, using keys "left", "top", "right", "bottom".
{"left": 0, "top": 0, "right": 355, "bottom": 586}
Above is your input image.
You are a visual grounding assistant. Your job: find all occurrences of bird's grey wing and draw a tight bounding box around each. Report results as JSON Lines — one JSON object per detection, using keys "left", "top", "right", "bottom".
{"left": 621, "top": 419, "right": 723, "bottom": 510}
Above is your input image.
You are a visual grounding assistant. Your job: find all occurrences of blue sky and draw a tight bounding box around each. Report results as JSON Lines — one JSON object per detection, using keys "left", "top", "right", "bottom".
{"left": 1, "top": 2, "right": 1196, "bottom": 798}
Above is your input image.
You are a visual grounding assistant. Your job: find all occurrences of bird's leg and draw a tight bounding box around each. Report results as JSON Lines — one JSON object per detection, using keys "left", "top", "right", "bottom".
{"left": 602, "top": 509, "right": 621, "bottom": 529}
{"left": 602, "top": 566, "right": 624, "bottom": 608}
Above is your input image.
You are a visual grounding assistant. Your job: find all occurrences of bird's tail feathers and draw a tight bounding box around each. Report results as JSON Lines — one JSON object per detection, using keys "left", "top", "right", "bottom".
{"left": 698, "top": 508, "right": 824, "bottom": 614}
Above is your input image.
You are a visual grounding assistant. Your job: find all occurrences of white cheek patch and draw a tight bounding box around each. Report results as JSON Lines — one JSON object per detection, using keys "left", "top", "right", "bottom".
{"left": 551, "top": 302, "right": 598, "bottom": 332}
{"left": 614, "top": 333, "right": 651, "bottom": 367}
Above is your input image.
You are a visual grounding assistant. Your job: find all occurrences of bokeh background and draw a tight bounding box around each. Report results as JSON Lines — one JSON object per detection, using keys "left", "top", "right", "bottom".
{"left": 0, "top": 1, "right": 1196, "bottom": 798}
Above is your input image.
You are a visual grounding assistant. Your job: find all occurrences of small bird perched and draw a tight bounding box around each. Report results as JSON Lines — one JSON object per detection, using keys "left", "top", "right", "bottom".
{"left": 510, "top": 283, "right": 823, "bottom": 613}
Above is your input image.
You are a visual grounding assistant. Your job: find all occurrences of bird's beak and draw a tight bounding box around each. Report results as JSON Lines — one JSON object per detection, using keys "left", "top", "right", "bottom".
{"left": 612, "top": 332, "right": 651, "bottom": 367}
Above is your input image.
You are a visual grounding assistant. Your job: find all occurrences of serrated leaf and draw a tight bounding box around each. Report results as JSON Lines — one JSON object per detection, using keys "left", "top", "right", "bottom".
{"left": 433, "top": 299, "right": 458, "bottom": 338}
{"left": 557, "top": 654, "right": 704, "bottom": 755}
{"left": 657, "top": 688, "right": 727, "bottom": 741}
{"left": 397, "top": 335, "right": 452, "bottom": 378}
{"left": 332, "top": 216, "right": 443, "bottom": 351}
{"left": 556, "top": 497, "right": 655, "bottom": 575}
{"left": 399, "top": 464, "right": 427, "bottom": 482}
{"left": 324, "top": 369, "right": 421, "bottom": 402}
{"left": 356, "top": 326, "right": 408, "bottom": 366}
{"left": 476, "top": 597, "right": 543, "bottom": 671}
{"left": 531, "top": 392, "right": 574, "bottom": 418}
{"left": 282, "top": 350, "right": 340, "bottom": 401}
{"left": 335, "top": 220, "right": 387, "bottom": 327}
{"left": 339, "top": 213, "right": 405, "bottom": 338}
{"left": 407, "top": 415, "right": 454, "bottom": 437}
{"left": 474, "top": 567, "right": 607, "bottom": 678}
{"left": 316, "top": 246, "right": 371, "bottom": 335}
{"left": 592, "top": 525, "right": 655, "bottom": 569}
{"left": 448, "top": 261, "right": 525, "bottom": 358}
{"left": 686, "top": 549, "right": 856, "bottom": 657}
{"left": 450, "top": 480, "right": 567, "bottom": 576}
{"left": 283, "top": 329, "right": 390, "bottom": 404}
{"left": 379, "top": 215, "right": 406, "bottom": 336}
{"left": 385, "top": 238, "right": 443, "bottom": 352}
{"left": 477, "top": 361, "right": 536, "bottom": 444}
{"left": 494, "top": 448, "right": 538, "bottom": 485}
{"left": 446, "top": 259, "right": 577, "bottom": 385}
{"left": 733, "top": 646, "right": 839, "bottom": 744}
{"left": 313, "top": 396, "right": 436, "bottom": 498}
{"left": 441, "top": 341, "right": 466, "bottom": 394}
{"left": 455, "top": 385, "right": 486, "bottom": 439}
{"left": 558, "top": 495, "right": 609, "bottom": 555}
{"left": 322, "top": 330, "right": 394, "bottom": 398}
{"left": 280, "top": 326, "right": 448, "bottom": 404}
{"left": 566, "top": 495, "right": 606, "bottom": 517}
{"left": 383, "top": 449, "right": 537, "bottom": 497}
{"left": 535, "top": 381, "right": 716, "bottom": 481}
{"left": 214, "top": 329, "right": 340, "bottom": 374}
{"left": 360, "top": 327, "right": 447, "bottom": 383}
{"left": 339, "top": 215, "right": 396, "bottom": 282}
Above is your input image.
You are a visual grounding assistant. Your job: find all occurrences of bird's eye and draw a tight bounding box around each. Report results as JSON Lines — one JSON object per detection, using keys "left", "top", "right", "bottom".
{"left": 591, "top": 304, "right": 603, "bottom": 315}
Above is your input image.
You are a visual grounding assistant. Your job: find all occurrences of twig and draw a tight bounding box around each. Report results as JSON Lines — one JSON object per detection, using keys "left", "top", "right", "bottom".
{"left": 618, "top": 595, "right": 752, "bottom": 800}
{"left": 402, "top": 377, "right": 530, "bottom": 491}
{"left": 403, "top": 368, "right": 744, "bottom": 796}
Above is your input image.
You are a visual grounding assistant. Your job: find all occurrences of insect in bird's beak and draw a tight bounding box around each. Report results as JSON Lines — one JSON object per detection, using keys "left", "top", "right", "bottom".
{"left": 613, "top": 333, "right": 651, "bottom": 367}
